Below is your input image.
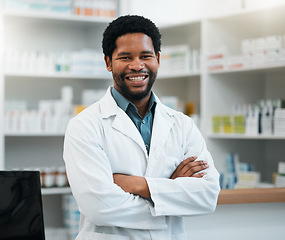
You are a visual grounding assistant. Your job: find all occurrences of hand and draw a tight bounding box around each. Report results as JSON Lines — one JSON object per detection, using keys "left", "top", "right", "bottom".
{"left": 113, "top": 174, "right": 150, "bottom": 198}
{"left": 170, "top": 156, "right": 209, "bottom": 179}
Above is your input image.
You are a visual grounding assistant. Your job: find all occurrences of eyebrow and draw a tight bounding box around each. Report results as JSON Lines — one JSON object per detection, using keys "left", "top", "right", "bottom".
{"left": 141, "top": 51, "right": 155, "bottom": 55}
{"left": 117, "top": 52, "right": 131, "bottom": 56}
{"left": 117, "top": 51, "right": 155, "bottom": 57}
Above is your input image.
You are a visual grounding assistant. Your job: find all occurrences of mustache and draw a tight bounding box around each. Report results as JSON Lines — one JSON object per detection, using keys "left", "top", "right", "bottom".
{"left": 123, "top": 70, "right": 149, "bottom": 76}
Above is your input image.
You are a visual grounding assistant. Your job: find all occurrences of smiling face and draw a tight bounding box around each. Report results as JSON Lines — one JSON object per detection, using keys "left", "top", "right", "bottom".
{"left": 105, "top": 33, "right": 160, "bottom": 103}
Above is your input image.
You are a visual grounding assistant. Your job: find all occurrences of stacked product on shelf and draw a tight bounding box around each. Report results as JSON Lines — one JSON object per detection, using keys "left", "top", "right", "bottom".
{"left": 62, "top": 194, "right": 80, "bottom": 240}
{"left": 274, "top": 108, "right": 285, "bottom": 136}
{"left": 44, "top": 194, "right": 80, "bottom": 240}
{"left": 70, "top": 50, "right": 107, "bottom": 75}
{"left": 4, "top": 86, "right": 73, "bottom": 134}
{"left": 74, "top": 0, "right": 117, "bottom": 18}
{"left": 3, "top": 49, "right": 109, "bottom": 76}
{"left": 5, "top": 0, "right": 72, "bottom": 14}
{"left": 159, "top": 45, "right": 200, "bottom": 76}
{"left": 275, "top": 162, "right": 285, "bottom": 187}
{"left": 45, "top": 228, "right": 68, "bottom": 240}
{"left": 40, "top": 166, "right": 68, "bottom": 188}
{"left": 207, "top": 34, "right": 285, "bottom": 71}
{"left": 160, "top": 97, "right": 200, "bottom": 129}
{"left": 4, "top": 87, "right": 106, "bottom": 134}
{"left": 221, "top": 152, "right": 262, "bottom": 189}
{"left": 4, "top": 87, "right": 106, "bottom": 135}
{"left": 207, "top": 46, "right": 227, "bottom": 71}
{"left": 6, "top": 166, "right": 68, "bottom": 188}
{"left": 212, "top": 99, "right": 285, "bottom": 136}
{"left": 4, "top": 0, "right": 117, "bottom": 18}
{"left": 160, "top": 96, "right": 184, "bottom": 113}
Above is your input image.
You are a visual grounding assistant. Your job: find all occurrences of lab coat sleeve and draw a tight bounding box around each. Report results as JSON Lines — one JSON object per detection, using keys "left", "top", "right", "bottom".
{"left": 63, "top": 117, "right": 167, "bottom": 230}
{"left": 145, "top": 117, "right": 220, "bottom": 217}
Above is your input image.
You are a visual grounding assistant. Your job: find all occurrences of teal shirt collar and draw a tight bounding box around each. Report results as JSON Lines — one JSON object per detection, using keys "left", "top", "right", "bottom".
{"left": 111, "top": 87, "right": 156, "bottom": 116}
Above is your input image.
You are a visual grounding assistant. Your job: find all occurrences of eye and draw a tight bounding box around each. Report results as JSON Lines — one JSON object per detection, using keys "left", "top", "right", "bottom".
{"left": 119, "top": 56, "right": 130, "bottom": 60}
{"left": 142, "top": 55, "right": 153, "bottom": 59}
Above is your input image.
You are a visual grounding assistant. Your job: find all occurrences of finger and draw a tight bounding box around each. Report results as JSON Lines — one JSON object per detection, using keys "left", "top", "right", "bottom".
{"left": 170, "top": 156, "right": 199, "bottom": 179}
{"left": 192, "top": 172, "right": 207, "bottom": 178}
{"left": 181, "top": 160, "right": 208, "bottom": 174}
{"left": 184, "top": 161, "right": 209, "bottom": 176}
{"left": 170, "top": 158, "right": 194, "bottom": 179}
{"left": 177, "top": 156, "right": 197, "bottom": 172}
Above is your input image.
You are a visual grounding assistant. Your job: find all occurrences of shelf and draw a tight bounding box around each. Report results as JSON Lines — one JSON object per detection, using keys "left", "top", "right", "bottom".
{"left": 218, "top": 188, "right": 285, "bottom": 205}
{"left": 208, "top": 63, "right": 285, "bottom": 75}
{"left": 5, "top": 133, "right": 65, "bottom": 137}
{"left": 159, "top": 19, "right": 201, "bottom": 29}
{"left": 42, "top": 187, "right": 285, "bottom": 203}
{"left": 207, "top": 3, "right": 285, "bottom": 21}
{"left": 157, "top": 71, "right": 200, "bottom": 79}
{"left": 4, "top": 72, "right": 112, "bottom": 80}
{"left": 208, "top": 133, "right": 285, "bottom": 140}
{"left": 41, "top": 187, "right": 71, "bottom": 195}
{"left": 3, "top": 10, "right": 113, "bottom": 26}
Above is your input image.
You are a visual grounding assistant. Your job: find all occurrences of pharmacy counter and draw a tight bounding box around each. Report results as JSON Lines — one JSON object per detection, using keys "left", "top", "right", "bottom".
{"left": 185, "top": 188, "right": 285, "bottom": 240}
{"left": 217, "top": 187, "right": 285, "bottom": 204}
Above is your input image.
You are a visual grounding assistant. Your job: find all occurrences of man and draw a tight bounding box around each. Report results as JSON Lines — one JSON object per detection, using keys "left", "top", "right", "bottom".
{"left": 63, "top": 15, "right": 220, "bottom": 240}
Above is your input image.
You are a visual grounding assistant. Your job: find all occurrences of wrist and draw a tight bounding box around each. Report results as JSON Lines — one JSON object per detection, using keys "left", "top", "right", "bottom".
{"left": 134, "top": 176, "right": 150, "bottom": 198}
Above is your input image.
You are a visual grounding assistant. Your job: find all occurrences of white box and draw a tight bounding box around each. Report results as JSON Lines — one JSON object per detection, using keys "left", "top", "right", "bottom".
{"left": 278, "top": 162, "right": 285, "bottom": 174}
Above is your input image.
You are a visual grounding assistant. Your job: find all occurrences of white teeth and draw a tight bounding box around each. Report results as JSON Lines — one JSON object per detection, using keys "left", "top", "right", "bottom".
{"left": 128, "top": 76, "right": 146, "bottom": 81}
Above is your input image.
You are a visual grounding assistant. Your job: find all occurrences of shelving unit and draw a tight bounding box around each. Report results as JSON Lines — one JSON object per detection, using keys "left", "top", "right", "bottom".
{"left": 156, "top": 20, "right": 201, "bottom": 114}
{"left": 0, "top": 1, "right": 120, "bottom": 233}
{"left": 201, "top": 4, "right": 285, "bottom": 182}
{"left": 157, "top": 6, "right": 285, "bottom": 212}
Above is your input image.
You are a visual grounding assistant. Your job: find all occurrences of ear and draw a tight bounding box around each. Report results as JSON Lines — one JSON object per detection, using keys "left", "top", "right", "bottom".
{"left": 156, "top": 52, "right": 160, "bottom": 65}
{"left": 104, "top": 56, "right": 112, "bottom": 72}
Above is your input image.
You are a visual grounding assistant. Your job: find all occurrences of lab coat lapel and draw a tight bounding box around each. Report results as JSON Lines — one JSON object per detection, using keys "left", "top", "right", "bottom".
{"left": 145, "top": 101, "right": 175, "bottom": 176}
{"left": 112, "top": 111, "right": 147, "bottom": 154}
{"left": 150, "top": 101, "right": 175, "bottom": 153}
{"left": 100, "top": 87, "right": 147, "bottom": 155}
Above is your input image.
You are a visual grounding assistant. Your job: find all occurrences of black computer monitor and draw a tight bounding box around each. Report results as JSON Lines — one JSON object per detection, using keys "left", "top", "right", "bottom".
{"left": 0, "top": 171, "right": 45, "bottom": 240}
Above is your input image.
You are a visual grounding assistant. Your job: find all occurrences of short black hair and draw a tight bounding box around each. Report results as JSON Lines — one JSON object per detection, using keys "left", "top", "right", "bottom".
{"left": 102, "top": 15, "right": 161, "bottom": 59}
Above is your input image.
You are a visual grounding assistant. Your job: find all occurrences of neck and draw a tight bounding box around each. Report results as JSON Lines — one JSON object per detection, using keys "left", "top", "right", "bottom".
{"left": 131, "top": 94, "right": 151, "bottom": 118}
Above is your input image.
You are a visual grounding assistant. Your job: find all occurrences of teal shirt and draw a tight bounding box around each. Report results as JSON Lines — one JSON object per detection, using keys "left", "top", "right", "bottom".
{"left": 111, "top": 87, "right": 156, "bottom": 154}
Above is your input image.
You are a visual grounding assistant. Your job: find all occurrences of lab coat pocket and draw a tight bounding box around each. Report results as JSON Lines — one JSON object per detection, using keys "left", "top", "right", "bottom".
{"left": 84, "top": 231, "right": 130, "bottom": 240}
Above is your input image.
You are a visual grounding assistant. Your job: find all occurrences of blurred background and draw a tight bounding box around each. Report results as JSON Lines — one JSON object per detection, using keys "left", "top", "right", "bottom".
{"left": 1, "top": 0, "right": 285, "bottom": 239}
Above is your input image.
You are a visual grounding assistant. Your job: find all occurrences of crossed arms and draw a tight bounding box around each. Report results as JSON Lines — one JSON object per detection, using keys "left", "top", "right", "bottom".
{"left": 113, "top": 156, "right": 209, "bottom": 198}
{"left": 64, "top": 113, "right": 220, "bottom": 228}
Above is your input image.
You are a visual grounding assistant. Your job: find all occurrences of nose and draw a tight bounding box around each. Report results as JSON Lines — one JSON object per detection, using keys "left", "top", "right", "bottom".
{"left": 128, "top": 58, "right": 145, "bottom": 71}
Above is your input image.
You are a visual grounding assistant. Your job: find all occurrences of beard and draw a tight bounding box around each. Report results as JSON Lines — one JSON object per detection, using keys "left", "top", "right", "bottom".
{"left": 113, "top": 70, "right": 156, "bottom": 101}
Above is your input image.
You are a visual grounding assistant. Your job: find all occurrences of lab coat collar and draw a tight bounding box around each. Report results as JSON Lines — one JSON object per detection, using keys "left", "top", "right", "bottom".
{"left": 100, "top": 87, "right": 174, "bottom": 119}
{"left": 100, "top": 87, "right": 119, "bottom": 119}
{"left": 99, "top": 87, "right": 175, "bottom": 158}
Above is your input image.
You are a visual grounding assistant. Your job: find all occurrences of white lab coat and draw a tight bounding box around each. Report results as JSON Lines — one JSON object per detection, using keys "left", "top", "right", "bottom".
{"left": 63, "top": 87, "right": 220, "bottom": 240}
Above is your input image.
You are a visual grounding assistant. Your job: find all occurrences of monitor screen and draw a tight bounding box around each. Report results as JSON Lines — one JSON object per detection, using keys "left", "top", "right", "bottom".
{"left": 0, "top": 171, "right": 45, "bottom": 240}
